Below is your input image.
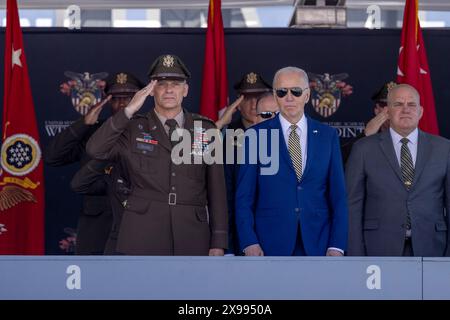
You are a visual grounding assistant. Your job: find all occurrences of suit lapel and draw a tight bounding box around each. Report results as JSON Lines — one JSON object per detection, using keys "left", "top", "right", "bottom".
{"left": 411, "top": 130, "right": 431, "bottom": 191}
{"left": 148, "top": 109, "right": 172, "bottom": 152}
{"left": 183, "top": 109, "right": 194, "bottom": 133}
{"left": 379, "top": 130, "right": 404, "bottom": 186}
{"left": 301, "top": 117, "right": 318, "bottom": 180}
{"left": 183, "top": 110, "right": 196, "bottom": 160}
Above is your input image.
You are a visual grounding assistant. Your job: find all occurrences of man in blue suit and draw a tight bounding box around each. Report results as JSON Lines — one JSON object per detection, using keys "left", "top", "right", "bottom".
{"left": 235, "top": 66, "right": 348, "bottom": 256}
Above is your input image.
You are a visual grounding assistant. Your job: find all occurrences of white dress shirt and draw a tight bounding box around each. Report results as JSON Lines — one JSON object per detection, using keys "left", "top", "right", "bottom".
{"left": 389, "top": 128, "right": 418, "bottom": 167}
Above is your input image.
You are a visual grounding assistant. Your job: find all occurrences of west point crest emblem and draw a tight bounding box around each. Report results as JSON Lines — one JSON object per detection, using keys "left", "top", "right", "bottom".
{"left": 62, "top": 71, "right": 108, "bottom": 115}
{"left": 0, "top": 134, "right": 41, "bottom": 210}
{"left": 163, "top": 55, "right": 175, "bottom": 68}
{"left": 116, "top": 73, "right": 127, "bottom": 84}
{"left": 246, "top": 72, "right": 258, "bottom": 84}
{"left": 308, "top": 72, "right": 353, "bottom": 118}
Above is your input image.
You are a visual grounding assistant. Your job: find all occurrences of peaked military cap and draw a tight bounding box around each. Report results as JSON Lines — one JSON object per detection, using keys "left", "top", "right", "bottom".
{"left": 234, "top": 72, "right": 272, "bottom": 94}
{"left": 147, "top": 54, "right": 191, "bottom": 80}
{"left": 105, "top": 72, "right": 144, "bottom": 96}
{"left": 371, "top": 81, "right": 397, "bottom": 103}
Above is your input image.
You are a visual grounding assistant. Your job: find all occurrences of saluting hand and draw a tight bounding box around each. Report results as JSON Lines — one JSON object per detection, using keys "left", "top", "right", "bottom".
{"left": 364, "top": 108, "right": 388, "bottom": 136}
{"left": 84, "top": 95, "right": 112, "bottom": 125}
{"left": 124, "top": 80, "right": 157, "bottom": 118}
{"left": 215, "top": 95, "right": 244, "bottom": 130}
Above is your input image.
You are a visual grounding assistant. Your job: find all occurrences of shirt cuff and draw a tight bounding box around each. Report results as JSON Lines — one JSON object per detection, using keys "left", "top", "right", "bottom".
{"left": 327, "top": 247, "right": 344, "bottom": 255}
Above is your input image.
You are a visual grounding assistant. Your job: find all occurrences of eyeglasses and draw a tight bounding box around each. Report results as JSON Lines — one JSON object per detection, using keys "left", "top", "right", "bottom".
{"left": 274, "top": 87, "right": 308, "bottom": 98}
{"left": 257, "top": 111, "right": 277, "bottom": 119}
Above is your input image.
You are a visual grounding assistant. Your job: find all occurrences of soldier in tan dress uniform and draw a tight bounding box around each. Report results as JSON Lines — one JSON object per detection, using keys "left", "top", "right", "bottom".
{"left": 86, "top": 54, "right": 228, "bottom": 255}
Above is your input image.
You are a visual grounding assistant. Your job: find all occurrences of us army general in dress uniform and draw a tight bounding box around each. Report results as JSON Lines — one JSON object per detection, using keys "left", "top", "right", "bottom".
{"left": 86, "top": 54, "right": 228, "bottom": 255}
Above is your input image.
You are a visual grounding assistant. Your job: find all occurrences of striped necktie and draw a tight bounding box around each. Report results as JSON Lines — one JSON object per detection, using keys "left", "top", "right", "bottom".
{"left": 288, "top": 124, "right": 303, "bottom": 181}
{"left": 400, "top": 138, "right": 414, "bottom": 190}
{"left": 400, "top": 137, "right": 414, "bottom": 231}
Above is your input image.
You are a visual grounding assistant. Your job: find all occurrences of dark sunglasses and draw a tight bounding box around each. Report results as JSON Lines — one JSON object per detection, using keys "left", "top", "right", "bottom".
{"left": 274, "top": 87, "right": 308, "bottom": 98}
{"left": 257, "top": 111, "right": 277, "bottom": 119}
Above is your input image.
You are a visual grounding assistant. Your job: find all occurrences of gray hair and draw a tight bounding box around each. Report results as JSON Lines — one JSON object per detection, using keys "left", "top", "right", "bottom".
{"left": 387, "top": 83, "right": 420, "bottom": 106}
{"left": 272, "top": 67, "right": 309, "bottom": 89}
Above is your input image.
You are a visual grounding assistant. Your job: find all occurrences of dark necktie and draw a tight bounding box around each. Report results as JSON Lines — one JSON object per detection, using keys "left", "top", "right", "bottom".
{"left": 288, "top": 124, "right": 303, "bottom": 181}
{"left": 165, "top": 119, "right": 179, "bottom": 147}
{"left": 400, "top": 137, "right": 414, "bottom": 230}
{"left": 400, "top": 138, "right": 414, "bottom": 190}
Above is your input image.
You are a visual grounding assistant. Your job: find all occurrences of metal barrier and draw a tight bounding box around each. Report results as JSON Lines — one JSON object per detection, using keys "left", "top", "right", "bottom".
{"left": 0, "top": 256, "right": 447, "bottom": 300}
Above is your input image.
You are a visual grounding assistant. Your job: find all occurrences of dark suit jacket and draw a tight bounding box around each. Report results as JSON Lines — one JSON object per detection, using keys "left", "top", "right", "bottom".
{"left": 70, "top": 160, "right": 131, "bottom": 254}
{"left": 346, "top": 129, "right": 450, "bottom": 256}
{"left": 223, "top": 118, "right": 246, "bottom": 255}
{"left": 86, "top": 109, "right": 228, "bottom": 255}
{"left": 341, "top": 132, "right": 366, "bottom": 166}
{"left": 44, "top": 118, "right": 112, "bottom": 254}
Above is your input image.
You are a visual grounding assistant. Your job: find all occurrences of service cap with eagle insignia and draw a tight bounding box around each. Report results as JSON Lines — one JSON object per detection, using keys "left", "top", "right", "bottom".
{"left": 234, "top": 72, "right": 272, "bottom": 94}
{"left": 105, "top": 72, "right": 144, "bottom": 97}
{"left": 147, "top": 54, "right": 191, "bottom": 80}
{"left": 371, "top": 81, "right": 398, "bottom": 103}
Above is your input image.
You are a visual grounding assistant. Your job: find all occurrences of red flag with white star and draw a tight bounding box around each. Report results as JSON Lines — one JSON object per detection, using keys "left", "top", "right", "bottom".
{"left": 1, "top": 0, "right": 45, "bottom": 254}
{"left": 397, "top": 0, "right": 439, "bottom": 134}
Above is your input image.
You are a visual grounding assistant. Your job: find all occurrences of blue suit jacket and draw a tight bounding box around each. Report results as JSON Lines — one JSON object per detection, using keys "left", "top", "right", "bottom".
{"left": 235, "top": 114, "right": 348, "bottom": 256}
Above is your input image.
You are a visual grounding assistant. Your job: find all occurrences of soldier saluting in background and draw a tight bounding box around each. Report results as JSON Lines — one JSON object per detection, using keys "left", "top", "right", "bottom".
{"left": 45, "top": 72, "right": 143, "bottom": 255}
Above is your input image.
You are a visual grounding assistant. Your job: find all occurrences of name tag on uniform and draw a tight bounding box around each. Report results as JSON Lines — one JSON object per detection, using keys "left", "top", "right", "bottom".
{"left": 134, "top": 132, "right": 158, "bottom": 154}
